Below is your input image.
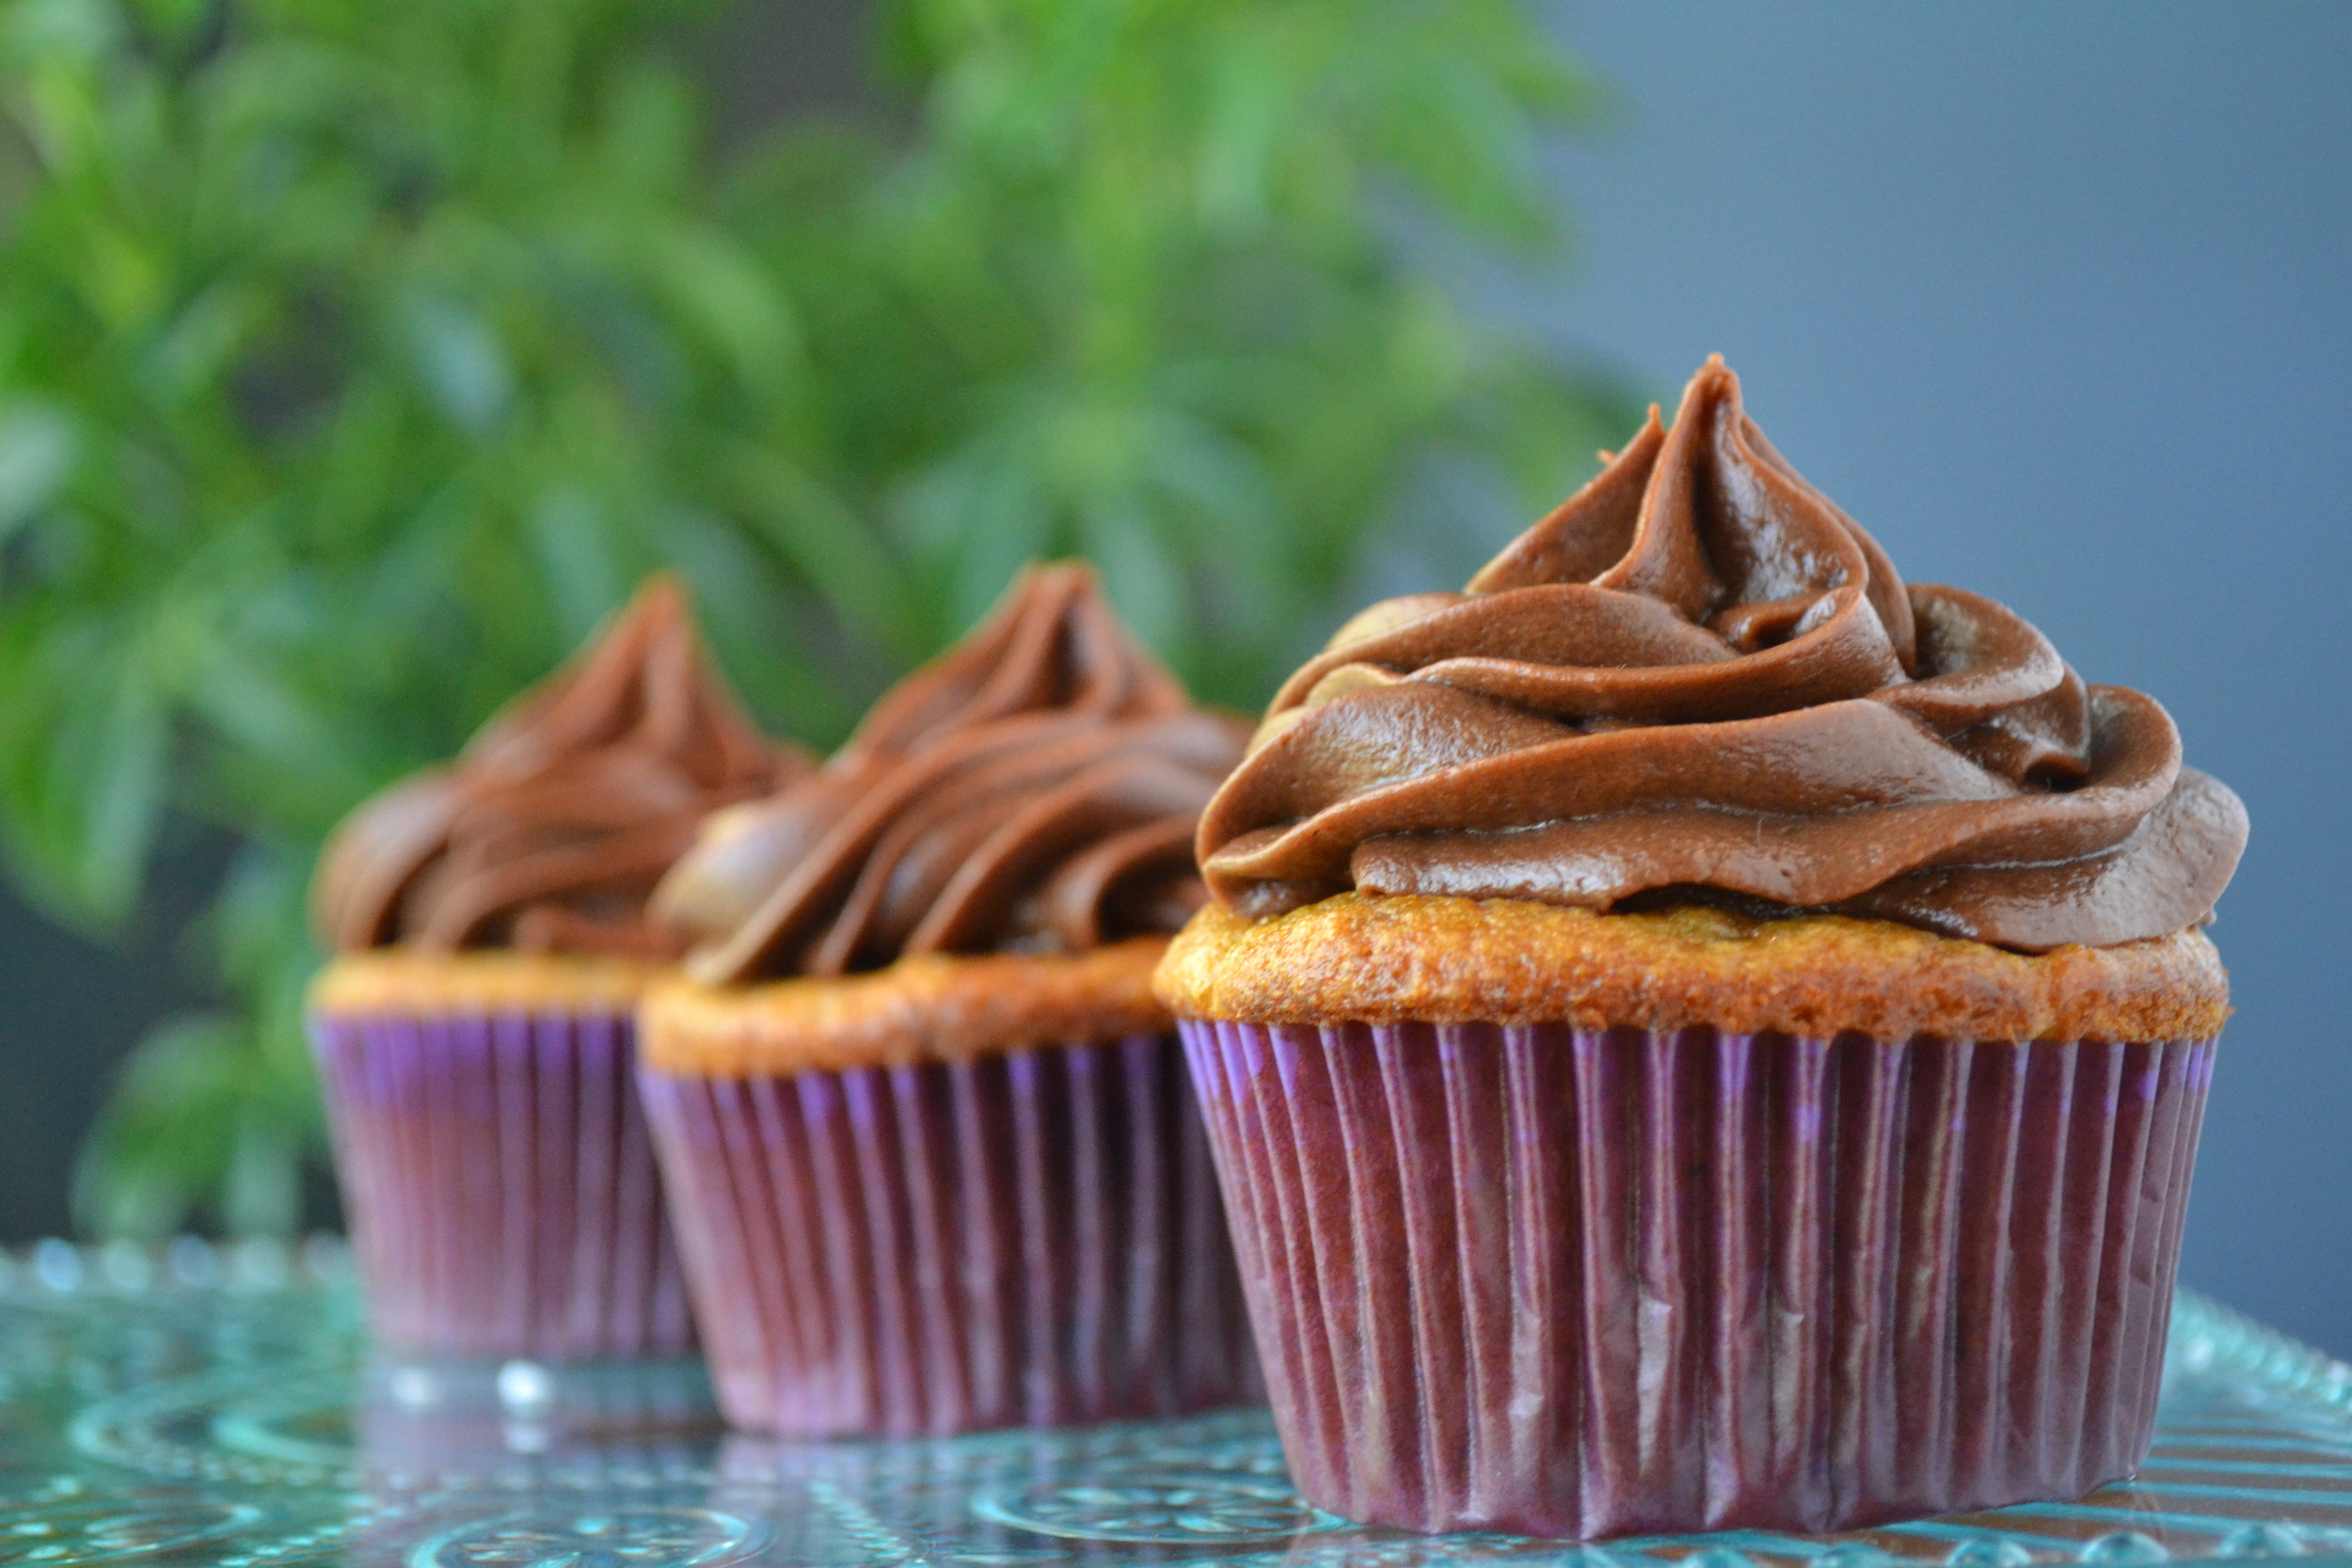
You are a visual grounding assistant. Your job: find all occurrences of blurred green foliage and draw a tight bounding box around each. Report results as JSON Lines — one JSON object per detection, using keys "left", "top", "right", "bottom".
{"left": 0, "top": 0, "right": 1629, "bottom": 1235}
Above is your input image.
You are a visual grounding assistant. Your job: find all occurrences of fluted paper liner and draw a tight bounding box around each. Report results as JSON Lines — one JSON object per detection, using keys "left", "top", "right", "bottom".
{"left": 312, "top": 1010, "right": 696, "bottom": 1360}
{"left": 1179, "top": 1021, "right": 2214, "bottom": 1539}
{"left": 639, "top": 1033, "right": 1261, "bottom": 1436}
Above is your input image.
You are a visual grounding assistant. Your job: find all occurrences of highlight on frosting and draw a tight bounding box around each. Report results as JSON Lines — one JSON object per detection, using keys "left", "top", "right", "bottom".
{"left": 654, "top": 562, "right": 1247, "bottom": 985}
{"left": 312, "top": 576, "right": 809, "bottom": 959}
{"left": 1197, "top": 356, "right": 2248, "bottom": 953}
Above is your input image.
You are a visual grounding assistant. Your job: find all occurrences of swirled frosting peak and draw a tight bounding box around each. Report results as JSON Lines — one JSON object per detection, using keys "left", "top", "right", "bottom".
{"left": 1197, "top": 356, "right": 2248, "bottom": 953}
{"left": 313, "top": 576, "right": 810, "bottom": 958}
{"left": 655, "top": 562, "right": 1248, "bottom": 983}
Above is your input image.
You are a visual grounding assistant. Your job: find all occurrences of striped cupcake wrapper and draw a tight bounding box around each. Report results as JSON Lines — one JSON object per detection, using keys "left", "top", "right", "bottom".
{"left": 639, "top": 1032, "right": 1262, "bottom": 1436}
{"left": 1180, "top": 1020, "right": 2215, "bottom": 1540}
{"left": 312, "top": 1009, "right": 696, "bottom": 1361}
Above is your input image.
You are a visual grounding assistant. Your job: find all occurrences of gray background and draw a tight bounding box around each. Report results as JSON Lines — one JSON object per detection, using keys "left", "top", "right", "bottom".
{"left": 3, "top": 2, "right": 2345, "bottom": 1354}
{"left": 1502, "top": 1, "right": 2351, "bottom": 1354}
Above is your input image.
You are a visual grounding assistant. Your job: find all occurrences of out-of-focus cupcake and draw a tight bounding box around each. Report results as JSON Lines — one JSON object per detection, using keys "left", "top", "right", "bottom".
{"left": 1156, "top": 357, "right": 2248, "bottom": 1538}
{"left": 638, "top": 562, "right": 1261, "bottom": 1437}
{"left": 310, "top": 576, "right": 808, "bottom": 1361}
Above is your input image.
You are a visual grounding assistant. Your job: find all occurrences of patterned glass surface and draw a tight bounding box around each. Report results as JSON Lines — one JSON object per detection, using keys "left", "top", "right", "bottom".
{"left": 1, "top": 1240, "right": 2347, "bottom": 1568}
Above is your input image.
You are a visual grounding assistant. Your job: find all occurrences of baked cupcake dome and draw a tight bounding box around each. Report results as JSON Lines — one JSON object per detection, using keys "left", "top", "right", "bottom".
{"left": 309, "top": 577, "right": 807, "bottom": 1360}
{"left": 639, "top": 563, "right": 1261, "bottom": 1436}
{"left": 1158, "top": 357, "right": 2247, "bottom": 1538}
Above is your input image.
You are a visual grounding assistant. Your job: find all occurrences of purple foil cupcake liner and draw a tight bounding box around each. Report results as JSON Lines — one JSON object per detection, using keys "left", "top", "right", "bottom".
{"left": 639, "top": 1032, "right": 1263, "bottom": 1436}
{"left": 312, "top": 1009, "right": 696, "bottom": 1361}
{"left": 1180, "top": 1020, "right": 2216, "bottom": 1540}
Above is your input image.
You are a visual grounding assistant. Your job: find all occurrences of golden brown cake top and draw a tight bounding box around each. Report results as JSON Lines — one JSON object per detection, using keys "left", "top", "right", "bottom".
{"left": 1154, "top": 894, "right": 2228, "bottom": 1043}
{"left": 639, "top": 940, "right": 1172, "bottom": 1079}
{"left": 310, "top": 948, "right": 660, "bottom": 1017}
{"left": 1196, "top": 356, "right": 2248, "bottom": 954}
{"left": 654, "top": 563, "right": 1244, "bottom": 986}
{"left": 312, "top": 576, "right": 807, "bottom": 961}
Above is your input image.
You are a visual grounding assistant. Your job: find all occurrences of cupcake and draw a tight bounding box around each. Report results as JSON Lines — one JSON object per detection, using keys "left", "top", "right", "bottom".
{"left": 1156, "top": 357, "right": 2248, "bottom": 1539}
{"left": 310, "top": 577, "right": 808, "bottom": 1361}
{"left": 638, "top": 562, "right": 1262, "bottom": 1436}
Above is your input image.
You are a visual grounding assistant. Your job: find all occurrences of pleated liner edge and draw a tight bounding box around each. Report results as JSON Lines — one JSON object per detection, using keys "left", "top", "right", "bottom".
{"left": 1179, "top": 1020, "right": 2215, "bottom": 1541}
{"left": 639, "top": 1031, "right": 1263, "bottom": 1437}
{"left": 311, "top": 1009, "right": 697, "bottom": 1361}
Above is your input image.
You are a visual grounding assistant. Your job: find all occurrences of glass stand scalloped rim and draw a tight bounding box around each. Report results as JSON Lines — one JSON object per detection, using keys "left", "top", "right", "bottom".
{"left": 0, "top": 1237, "right": 2347, "bottom": 1568}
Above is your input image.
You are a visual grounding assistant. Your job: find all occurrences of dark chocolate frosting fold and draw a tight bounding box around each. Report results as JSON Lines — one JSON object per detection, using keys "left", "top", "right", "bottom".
{"left": 657, "top": 563, "right": 1247, "bottom": 984}
{"left": 1197, "top": 357, "right": 2248, "bottom": 952}
{"left": 313, "top": 577, "right": 808, "bottom": 958}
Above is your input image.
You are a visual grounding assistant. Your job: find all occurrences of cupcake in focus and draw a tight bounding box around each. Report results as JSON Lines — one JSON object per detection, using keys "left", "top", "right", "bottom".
{"left": 640, "top": 562, "right": 1261, "bottom": 1436}
{"left": 310, "top": 576, "right": 808, "bottom": 1360}
{"left": 1157, "top": 357, "right": 2248, "bottom": 1537}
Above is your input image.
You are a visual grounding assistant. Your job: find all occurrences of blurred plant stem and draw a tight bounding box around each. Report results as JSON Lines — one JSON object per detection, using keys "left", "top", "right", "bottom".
{"left": 0, "top": 0, "right": 1633, "bottom": 1236}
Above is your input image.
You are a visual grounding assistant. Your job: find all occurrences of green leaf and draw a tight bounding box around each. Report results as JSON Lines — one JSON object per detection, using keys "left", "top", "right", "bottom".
{"left": 1084, "top": 496, "right": 1183, "bottom": 655}
{"left": 0, "top": 614, "right": 168, "bottom": 929}
{"left": 403, "top": 293, "right": 515, "bottom": 436}
{"left": 528, "top": 483, "right": 627, "bottom": 643}
{"left": 2, "top": 0, "right": 121, "bottom": 61}
{"left": 72, "top": 1013, "right": 310, "bottom": 1239}
{"left": 0, "top": 402, "right": 77, "bottom": 543}
{"left": 1196, "top": 48, "right": 1284, "bottom": 238}
{"left": 143, "top": 283, "right": 262, "bottom": 407}
{"left": 897, "top": 422, "right": 1054, "bottom": 637}
{"left": 641, "top": 225, "right": 806, "bottom": 403}
{"left": 715, "top": 439, "right": 920, "bottom": 657}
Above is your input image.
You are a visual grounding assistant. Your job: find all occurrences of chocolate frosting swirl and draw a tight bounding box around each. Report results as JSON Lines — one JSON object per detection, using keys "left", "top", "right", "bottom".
{"left": 313, "top": 577, "right": 809, "bottom": 958}
{"left": 656, "top": 563, "right": 1247, "bottom": 984}
{"left": 1198, "top": 357, "right": 2248, "bottom": 952}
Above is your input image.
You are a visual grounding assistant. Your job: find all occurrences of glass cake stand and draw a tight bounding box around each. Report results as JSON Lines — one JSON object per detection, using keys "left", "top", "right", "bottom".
{"left": 2, "top": 1239, "right": 2347, "bottom": 1568}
